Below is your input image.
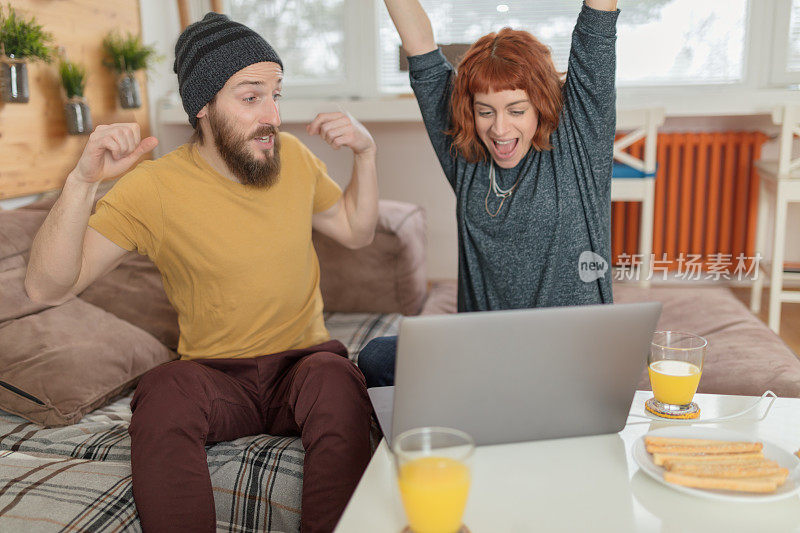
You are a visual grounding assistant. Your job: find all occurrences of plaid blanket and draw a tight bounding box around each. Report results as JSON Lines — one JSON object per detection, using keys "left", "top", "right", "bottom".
{"left": 0, "top": 312, "right": 400, "bottom": 533}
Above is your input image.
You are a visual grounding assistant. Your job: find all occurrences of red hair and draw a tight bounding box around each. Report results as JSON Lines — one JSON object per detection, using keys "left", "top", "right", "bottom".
{"left": 447, "top": 28, "right": 565, "bottom": 163}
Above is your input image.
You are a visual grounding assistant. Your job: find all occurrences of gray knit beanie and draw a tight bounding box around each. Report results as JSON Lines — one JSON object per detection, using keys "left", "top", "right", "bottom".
{"left": 174, "top": 12, "right": 283, "bottom": 127}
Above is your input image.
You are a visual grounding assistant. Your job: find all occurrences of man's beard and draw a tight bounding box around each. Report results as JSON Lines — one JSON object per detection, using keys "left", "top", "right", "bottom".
{"left": 207, "top": 106, "right": 281, "bottom": 188}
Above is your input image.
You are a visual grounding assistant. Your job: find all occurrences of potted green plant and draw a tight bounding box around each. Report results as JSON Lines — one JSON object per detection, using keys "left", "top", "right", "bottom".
{"left": 0, "top": 4, "right": 54, "bottom": 103}
{"left": 59, "top": 59, "right": 92, "bottom": 135}
{"left": 102, "top": 32, "right": 158, "bottom": 109}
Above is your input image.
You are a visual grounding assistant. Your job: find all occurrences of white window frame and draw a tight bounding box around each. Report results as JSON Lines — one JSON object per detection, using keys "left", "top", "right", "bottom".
{"left": 769, "top": 0, "right": 800, "bottom": 86}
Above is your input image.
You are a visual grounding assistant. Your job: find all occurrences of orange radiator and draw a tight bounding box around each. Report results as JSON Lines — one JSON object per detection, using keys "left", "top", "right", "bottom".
{"left": 612, "top": 132, "right": 769, "bottom": 272}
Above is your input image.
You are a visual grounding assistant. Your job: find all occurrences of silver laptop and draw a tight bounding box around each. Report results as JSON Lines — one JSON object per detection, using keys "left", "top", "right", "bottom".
{"left": 368, "top": 302, "right": 661, "bottom": 446}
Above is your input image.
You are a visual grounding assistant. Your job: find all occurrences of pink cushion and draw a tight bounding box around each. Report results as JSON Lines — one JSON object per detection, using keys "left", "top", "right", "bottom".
{"left": 314, "top": 200, "right": 428, "bottom": 315}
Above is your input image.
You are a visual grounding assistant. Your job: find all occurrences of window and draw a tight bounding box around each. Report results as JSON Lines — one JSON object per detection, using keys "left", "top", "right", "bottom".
{"left": 616, "top": 0, "right": 747, "bottom": 86}
{"left": 378, "top": 1, "right": 581, "bottom": 93}
{"left": 378, "top": 0, "right": 749, "bottom": 93}
{"left": 770, "top": 0, "right": 800, "bottom": 85}
{"left": 788, "top": 0, "right": 800, "bottom": 72}
{"left": 765, "top": 0, "right": 800, "bottom": 86}
{"left": 225, "top": 0, "right": 349, "bottom": 88}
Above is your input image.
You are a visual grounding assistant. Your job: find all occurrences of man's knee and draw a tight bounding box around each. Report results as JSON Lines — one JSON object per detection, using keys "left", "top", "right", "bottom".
{"left": 300, "top": 352, "right": 366, "bottom": 389}
{"left": 295, "top": 352, "right": 370, "bottom": 418}
{"left": 294, "top": 353, "right": 371, "bottom": 441}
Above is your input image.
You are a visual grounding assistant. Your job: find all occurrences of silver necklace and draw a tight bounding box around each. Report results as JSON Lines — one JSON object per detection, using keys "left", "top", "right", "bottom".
{"left": 484, "top": 163, "right": 523, "bottom": 217}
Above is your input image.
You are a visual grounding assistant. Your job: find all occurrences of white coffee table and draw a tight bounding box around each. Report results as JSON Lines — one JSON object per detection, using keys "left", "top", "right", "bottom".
{"left": 335, "top": 391, "right": 800, "bottom": 532}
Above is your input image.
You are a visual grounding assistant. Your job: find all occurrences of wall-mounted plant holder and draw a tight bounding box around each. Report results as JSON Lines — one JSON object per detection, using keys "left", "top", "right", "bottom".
{"left": 102, "top": 32, "right": 159, "bottom": 110}
{"left": 59, "top": 58, "right": 90, "bottom": 134}
{"left": 64, "top": 96, "right": 91, "bottom": 134}
{"left": 0, "top": 55, "right": 29, "bottom": 103}
{"left": 117, "top": 72, "right": 141, "bottom": 109}
{"left": 0, "top": 5, "right": 54, "bottom": 103}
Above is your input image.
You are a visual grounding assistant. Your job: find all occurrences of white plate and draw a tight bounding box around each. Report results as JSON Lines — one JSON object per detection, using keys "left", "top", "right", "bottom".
{"left": 632, "top": 426, "right": 800, "bottom": 502}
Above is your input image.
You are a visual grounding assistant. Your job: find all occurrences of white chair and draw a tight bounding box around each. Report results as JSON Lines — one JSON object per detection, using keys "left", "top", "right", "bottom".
{"left": 750, "top": 104, "right": 800, "bottom": 333}
{"left": 611, "top": 107, "right": 666, "bottom": 287}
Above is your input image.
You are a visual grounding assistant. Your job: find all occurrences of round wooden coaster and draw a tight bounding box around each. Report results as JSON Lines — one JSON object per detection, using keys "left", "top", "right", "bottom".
{"left": 645, "top": 397, "right": 700, "bottom": 419}
{"left": 401, "top": 526, "right": 470, "bottom": 533}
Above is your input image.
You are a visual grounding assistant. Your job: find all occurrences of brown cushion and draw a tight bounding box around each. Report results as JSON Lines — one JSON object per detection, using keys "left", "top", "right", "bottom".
{"left": 0, "top": 191, "right": 179, "bottom": 427}
{"left": 0, "top": 209, "right": 47, "bottom": 261}
{"left": 0, "top": 267, "right": 49, "bottom": 322}
{"left": 0, "top": 298, "right": 176, "bottom": 427}
{"left": 314, "top": 200, "right": 428, "bottom": 315}
{"left": 79, "top": 254, "right": 179, "bottom": 350}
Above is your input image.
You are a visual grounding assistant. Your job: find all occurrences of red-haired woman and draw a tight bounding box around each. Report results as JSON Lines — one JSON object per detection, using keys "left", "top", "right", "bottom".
{"left": 358, "top": 0, "right": 619, "bottom": 387}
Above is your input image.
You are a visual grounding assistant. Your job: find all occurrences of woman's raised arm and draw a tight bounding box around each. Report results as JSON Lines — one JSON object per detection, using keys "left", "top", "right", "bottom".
{"left": 584, "top": 0, "right": 618, "bottom": 11}
{"left": 383, "top": 0, "right": 437, "bottom": 57}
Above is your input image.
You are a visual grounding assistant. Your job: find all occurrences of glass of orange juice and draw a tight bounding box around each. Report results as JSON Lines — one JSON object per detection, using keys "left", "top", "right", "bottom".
{"left": 392, "top": 427, "right": 474, "bottom": 533}
{"left": 648, "top": 331, "right": 707, "bottom": 414}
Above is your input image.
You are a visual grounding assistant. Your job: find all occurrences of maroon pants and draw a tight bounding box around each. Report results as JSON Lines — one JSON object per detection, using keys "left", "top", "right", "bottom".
{"left": 128, "top": 340, "right": 372, "bottom": 533}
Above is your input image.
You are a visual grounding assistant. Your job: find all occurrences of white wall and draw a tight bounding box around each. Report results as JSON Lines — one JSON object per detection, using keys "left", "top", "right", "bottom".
{"left": 139, "top": 0, "right": 182, "bottom": 143}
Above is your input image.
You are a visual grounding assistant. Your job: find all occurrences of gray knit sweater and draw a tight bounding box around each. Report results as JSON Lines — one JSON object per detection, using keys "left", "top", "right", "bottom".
{"left": 408, "top": 4, "right": 618, "bottom": 312}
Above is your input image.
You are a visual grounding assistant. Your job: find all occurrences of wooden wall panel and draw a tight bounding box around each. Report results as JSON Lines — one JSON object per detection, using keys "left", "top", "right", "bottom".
{"left": 0, "top": 0, "right": 149, "bottom": 199}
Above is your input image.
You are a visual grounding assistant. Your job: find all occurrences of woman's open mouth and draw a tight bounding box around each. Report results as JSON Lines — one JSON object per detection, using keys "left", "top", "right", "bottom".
{"left": 491, "top": 138, "right": 518, "bottom": 160}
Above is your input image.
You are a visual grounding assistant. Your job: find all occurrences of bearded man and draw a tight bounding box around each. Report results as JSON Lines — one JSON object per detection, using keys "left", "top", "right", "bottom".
{"left": 25, "top": 13, "right": 378, "bottom": 533}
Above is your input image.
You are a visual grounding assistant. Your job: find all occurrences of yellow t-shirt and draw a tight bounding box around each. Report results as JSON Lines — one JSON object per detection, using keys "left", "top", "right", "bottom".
{"left": 88, "top": 133, "right": 342, "bottom": 359}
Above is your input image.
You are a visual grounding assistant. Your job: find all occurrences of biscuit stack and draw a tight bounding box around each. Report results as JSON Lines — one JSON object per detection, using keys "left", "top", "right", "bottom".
{"left": 646, "top": 436, "right": 789, "bottom": 493}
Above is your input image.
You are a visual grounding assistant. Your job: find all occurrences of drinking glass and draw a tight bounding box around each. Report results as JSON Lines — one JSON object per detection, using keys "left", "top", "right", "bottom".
{"left": 392, "top": 427, "right": 474, "bottom": 533}
{"left": 648, "top": 331, "right": 707, "bottom": 414}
